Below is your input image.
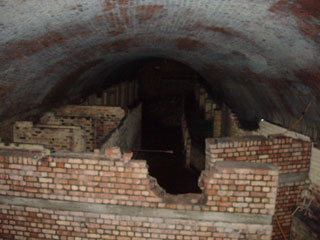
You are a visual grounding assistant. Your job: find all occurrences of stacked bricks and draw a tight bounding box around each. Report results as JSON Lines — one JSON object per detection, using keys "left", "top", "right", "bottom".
{"left": 0, "top": 149, "right": 164, "bottom": 208}
{"left": 40, "top": 105, "right": 126, "bottom": 150}
{"left": 0, "top": 204, "right": 273, "bottom": 240}
{"left": 205, "top": 135, "right": 311, "bottom": 174}
{"left": 0, "top": 137, "right": 281, "bottom": 239}
{"left": 0, "top": 145, "right": 279, "bottom": 213}
{"left": 273, "top": 181, "right": 306, "bottom": 239}
{"left": 202, "top": 161, "right": 278, "bottom": 215}
{"left": 213, "top": 108, "right": 222, "bottom": 137}
{"left": 39, "top": 112, "right": 95, "bottom": 151}
{"left": 13, "top": 121, "right": 85, "bottom": 152}
{"left": 205, "top": 135, "right": 312, "bottom": 240}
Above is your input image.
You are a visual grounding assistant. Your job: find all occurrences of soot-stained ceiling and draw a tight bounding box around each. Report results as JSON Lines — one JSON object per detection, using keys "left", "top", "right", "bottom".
{"left": 0, "top": 0, "right": 320, "bottom": 130}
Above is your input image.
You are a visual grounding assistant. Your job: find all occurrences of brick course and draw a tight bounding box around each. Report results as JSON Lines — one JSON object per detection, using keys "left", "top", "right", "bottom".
{"left": 0, "top": 139, "right": 279, "bottom": 239}
{"left": 206, "top": 135, "right": 311, "bottom": 174}
{"left": 49, "top": 105, "right": 126, "bottom": 149}
{"left": 0, "top": 204, "right": 273, "bottom": 240}
{"left": 13, "top": 122, "right": 85, "bottom": 152}
{"left": 205, "top": 135, "right": 312, "bottom": 240}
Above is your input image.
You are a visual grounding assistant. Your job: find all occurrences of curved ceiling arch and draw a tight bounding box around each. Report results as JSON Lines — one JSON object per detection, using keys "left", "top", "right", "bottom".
{"left": 1, "top": 0, "right": 320, "bottom": 130}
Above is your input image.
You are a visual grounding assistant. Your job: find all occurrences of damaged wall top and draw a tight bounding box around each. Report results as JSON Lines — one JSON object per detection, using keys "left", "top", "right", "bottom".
{"left": 0, "top": 0, "right": 320, "bottom": 131}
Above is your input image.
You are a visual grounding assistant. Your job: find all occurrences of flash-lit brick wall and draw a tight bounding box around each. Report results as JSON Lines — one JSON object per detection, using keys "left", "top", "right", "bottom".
{"left": 13, "top": 121, "right": 85, "bottom": 152}
{"left": 41, "top": 105, "right": 126, "bottom": 150}
{"left": 0, "top": 204, "right": 274, "bottom": 240}
{"left": 205, "top": 135, "right": 312, "bottom": 240}
{"left": 0, "top": 140, "right": 278, "bottom": 239}
{"left": 201, "top": 161, "right": 278, "bottom": 215}
{"left": 205, "top": 135, "right": 311, "bottom": 173}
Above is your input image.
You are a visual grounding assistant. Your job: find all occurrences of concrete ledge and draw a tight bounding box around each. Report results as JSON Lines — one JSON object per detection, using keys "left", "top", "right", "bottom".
{"left": 0, "top": 142, "right": 50, "bottom": 153}
{"left": 35, "top": 124, "right": 83, "bottom": 130}
{"left": 206, "top": 135, "right": 266, "bottom": 145}
{"left": 215, "top": 160, "right": 278, "bottom": 171}
{"left": 0, "top": 196, "right": 272, "bottom": 225}
{"left": 278, "top": 172, "right": 308, "bottom": 184}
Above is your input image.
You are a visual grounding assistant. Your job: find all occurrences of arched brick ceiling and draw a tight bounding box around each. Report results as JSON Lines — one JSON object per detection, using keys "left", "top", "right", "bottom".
{"left": 1, "top": 0, "right": 320, "bottom": 127}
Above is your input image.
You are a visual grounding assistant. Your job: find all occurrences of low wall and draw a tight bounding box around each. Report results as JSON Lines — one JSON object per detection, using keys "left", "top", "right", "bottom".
{"left": 0, "top": 139, "right": 278, "bottom": 239}
{"left": 39, "top": 105, "right": 126, "bottom": 151}
{"left": 13, "top": 122, "right": 85, "bottom": 152}
{"left": 100, "top": 104, "right": 141, "bottom": 152}
{"left": 40, "top": 113, "right": 95, "bottom": 151}
{"left": 51, "top": 105, "right": 125, "bottom": 148}
{"left": 205, "top": 135, "right": 312, "bottom": 240}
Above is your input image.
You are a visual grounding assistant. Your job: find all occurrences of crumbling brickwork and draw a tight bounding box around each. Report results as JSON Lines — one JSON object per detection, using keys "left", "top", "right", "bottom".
{"left": 205, "top": 135, "right": 312, "bottom": 240}
{"left": 0, "top": 138, "right": 279, "bottom": 239}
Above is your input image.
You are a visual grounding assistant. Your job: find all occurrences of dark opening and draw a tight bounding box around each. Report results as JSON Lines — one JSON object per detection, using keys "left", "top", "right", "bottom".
{"left": 133, "top": 58, "right": 203, "bottom": 194}
{"left": 99, "top": 58, "right": 208, "bottom": 194}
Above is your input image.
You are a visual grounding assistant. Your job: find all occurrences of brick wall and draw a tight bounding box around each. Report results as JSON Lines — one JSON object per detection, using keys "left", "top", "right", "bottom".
{"left": 205, "top": 135, "right": 312, "bottom": 240}
{"left": 40, "top": 112, "right": 95, "bottom": 151}
{"left": 0, "top": 204, "right": 273, "bottom": 240}
{"left": 273, "top": 180, "right": 306, "bottom": 239}
{"left": 100, "top": 104, "right": 141, "bottom": 153}
{"left": 205, "top": 135, "right": 311, "bottom": 174}
{"left": 201, "top": 161, "right": 278, "bottom": 215}
{"left": 13, "top": 121, "right": 85, "bottom": 152}
{"left": 0, "top": 142, "right": 278, "bottom": 239}
{"left": 44, "top": 105, "right": 126, "bottom": 149}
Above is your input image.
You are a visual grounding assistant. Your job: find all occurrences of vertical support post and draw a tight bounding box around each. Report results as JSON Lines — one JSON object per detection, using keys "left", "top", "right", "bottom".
{"left": 103, "top": 91, "right": 108, "bottom": 106}
{"left": 213, "top": 107, "right": 222, "bottom": 138}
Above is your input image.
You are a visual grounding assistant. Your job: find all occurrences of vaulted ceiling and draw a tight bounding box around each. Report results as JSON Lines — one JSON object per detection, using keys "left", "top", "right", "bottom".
{"left": 1, "top": 0, "right": 320, "bottom": 130}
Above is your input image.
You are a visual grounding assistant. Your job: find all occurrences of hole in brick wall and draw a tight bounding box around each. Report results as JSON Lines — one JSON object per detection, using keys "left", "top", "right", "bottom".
{"left": 135, "top": 59, "right": 203, "bottom": 194}
{"left": 3, "top": 56, "right": 249, "bottom": 194}
{"left": 90, "top": 57, "right": 209, "bottom": 194}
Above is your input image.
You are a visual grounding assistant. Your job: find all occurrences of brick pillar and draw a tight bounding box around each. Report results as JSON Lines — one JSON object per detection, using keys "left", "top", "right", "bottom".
{"left": 205, "top": 99, "right": 213, "bottom": 120}
{"left": 109, "top": 88, "right": 116, "bottom": 106}
{"left": 103, "top": 91, "right": 108, "bottom": 106}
